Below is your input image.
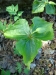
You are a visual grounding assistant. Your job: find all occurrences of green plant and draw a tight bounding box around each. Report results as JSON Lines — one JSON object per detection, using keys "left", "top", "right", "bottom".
{"left": 6, "top": 4, "right": 23, "bottom": 21}
{"left": 32, "top": 0, "right": 56, "bottom": 14}
{"left": 0, "top": 21, "right": 6, "bottom": 31}
{"left": 1, "top": 69, "right": 10, "bottom": 75}
{"left": 16, "top": 62, "right": 22, "bottom": 74}
{"left": 0, "top": 16, "right": 54, "bottom": 69}
{"left": 16, "top": 62, "right": 29, "bottom": 75}
{"left": 24, "top": 68, "right": 29, "bottom": 75}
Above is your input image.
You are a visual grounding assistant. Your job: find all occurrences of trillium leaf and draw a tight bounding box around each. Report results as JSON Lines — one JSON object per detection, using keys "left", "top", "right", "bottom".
{"left": 49, "top": 1, "right": 56, "bottom": 5}
{"left": 32, "top": 0, "right": 45, "bottom": 13}
{"left": 0, "top": 21, "right": 6, "bottom": 31}
{"left": 15, "top": 38, "right": 42, "bottom": 68}
{"left": 4, "top": 19, "right": 30, "bottom": 40}
{"left": 45, "top": 3, "right": 55, "bottom": 14}
{"left": 42, "top": 0, "right": 48, "bottom": 2}
{"left": 32, "top": 17, "right": 54, "bottom": 40}
{"left": 33, "top": 31, "right": 54, "bottom": 40}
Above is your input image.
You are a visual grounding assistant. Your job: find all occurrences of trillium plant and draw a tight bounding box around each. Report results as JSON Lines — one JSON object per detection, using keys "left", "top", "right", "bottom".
{"left": 32, "top": 0, "right": 56, "bottom": 14}
{"left": 0, "top": 4, "right": 54, "bottom": 69}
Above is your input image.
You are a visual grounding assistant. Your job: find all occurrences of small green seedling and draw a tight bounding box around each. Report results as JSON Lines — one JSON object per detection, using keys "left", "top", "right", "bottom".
{"left": 16, "top": 62, "right": 22, "bottom": 74}
{"left": 6, "top": 4, "right": 23, "bottom": 21}
{"left": 16, "top": 62, "right": 29, "bottom": 74}
{"left": 32, "top": 0, "right": 56, "bottom": 14}
{"left": 24, "top": 68, "right": 29, "bottom": 75}
{"left": 1, "top": 70, "right": 10, "bottom": 75}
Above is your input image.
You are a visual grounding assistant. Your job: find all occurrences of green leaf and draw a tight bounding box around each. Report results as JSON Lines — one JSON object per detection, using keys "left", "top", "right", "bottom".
{"left": 1, "top": 70, "right": 10, "bottom": 75}
{"left": 4, "top": 19, "right": 30, "bottom": 40}
{"left": 16, "top": 62, "right": 22, "bottom": 73}
{"left": 32, "top": 17, "right": 54, "bottom": 40}
{"left": 0, "top": 21, "right": 6, "bottom": 31}
{"left": 6, "top": 4, "right": 16, "bottom": 15}
{"left": 49, "top": 1, "right": 56, "bottom": 5}
{"left": 15, "top": 38, "right": 42, "bottom": 68}
{"left": 18, "top": 11, "right": 23, "bottom": 17}
{"left": 14, "top": 16, "right": 19, "bottom": 21}
{"left": 3, "top": 20, "right": 7, "bottom": 26}
{"left": 45, "top": 3, "right": 55, "bottom": 14}
{"left": 32, "top": 0, "right": 45, "bottom": 13}
{"left": 14, "top": 47, "right": 21, "bottom": 55}
{"left": 42, "top": 0, "right": 48, "bottom": 2}
{"left": 24, "top": 68, "right": 29, "bottom": 75}
{"left": 15, "top": 4, "right": 18, "bottom": 12}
